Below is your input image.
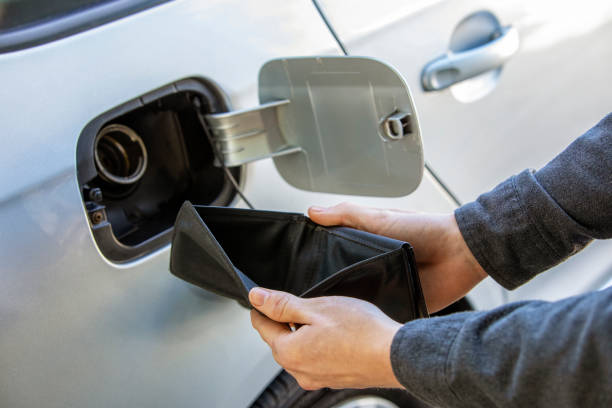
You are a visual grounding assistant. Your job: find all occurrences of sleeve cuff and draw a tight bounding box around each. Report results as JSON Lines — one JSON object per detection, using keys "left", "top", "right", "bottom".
{"left": 454, "top": 170, "right": 592, "bottom": 290}
{"left": 390, "top": 315, "right": 467, "bottom": 407}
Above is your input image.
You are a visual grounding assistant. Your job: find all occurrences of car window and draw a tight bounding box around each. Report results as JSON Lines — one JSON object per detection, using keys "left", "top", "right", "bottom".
{"left": 0, "top": 0, "right": 111, "bottom": 33}
{"left": 0, "top": 0, "right": 170, "bottom": 53}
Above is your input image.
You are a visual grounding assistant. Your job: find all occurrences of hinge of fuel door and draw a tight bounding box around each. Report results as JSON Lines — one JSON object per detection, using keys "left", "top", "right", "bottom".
{"left": 197, "top": 56, "right": 424, "bottom": 198}
{"left": 205, "top": 100, "right": 302, "bottom": 167}
{"left": 205, "top": 99, "right": 413, "bottom": 167}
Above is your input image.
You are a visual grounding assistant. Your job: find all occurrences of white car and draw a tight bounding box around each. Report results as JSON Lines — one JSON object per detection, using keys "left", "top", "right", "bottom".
{"left": 1, "top": 1, "right": 611, "bottom": 407}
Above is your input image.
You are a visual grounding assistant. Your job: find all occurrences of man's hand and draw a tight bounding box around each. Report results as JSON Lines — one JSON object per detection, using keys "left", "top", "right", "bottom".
{"left": 249, "top": 287, "right": 403, "bottom": 390}
{"left": 309, "top": 203, "right": 487, "bottom": 313}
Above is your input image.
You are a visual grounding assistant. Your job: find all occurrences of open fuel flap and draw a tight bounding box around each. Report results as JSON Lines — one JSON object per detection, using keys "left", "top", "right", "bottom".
{"left": 206, "top": 56, "right": 423, "bottom": 197}
{"left": 77, "top": 57, "right": 423, "bottom": 263}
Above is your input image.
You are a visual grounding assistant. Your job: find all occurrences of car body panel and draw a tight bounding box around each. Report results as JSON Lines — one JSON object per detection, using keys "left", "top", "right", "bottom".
{"left": 0, "top": 1, "right": 460, "bottom": 407}
{"left": 317, "top": 0, "right": 612, "bottom": 301}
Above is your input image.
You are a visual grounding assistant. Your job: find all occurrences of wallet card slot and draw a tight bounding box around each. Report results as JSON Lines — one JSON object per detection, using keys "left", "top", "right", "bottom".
{"left": 301, "top": 251, "right": 393, "bottom": 298}
{"left": 320, "top": 227, "right": 390, "bottom": 253}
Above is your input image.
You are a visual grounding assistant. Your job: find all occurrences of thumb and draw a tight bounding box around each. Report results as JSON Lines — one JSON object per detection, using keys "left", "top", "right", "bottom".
{"left": 308, "top": 202, "right": 385, "bottom": 233}
{"left": 249, "top": 287, "right": 313, "bottom": 324}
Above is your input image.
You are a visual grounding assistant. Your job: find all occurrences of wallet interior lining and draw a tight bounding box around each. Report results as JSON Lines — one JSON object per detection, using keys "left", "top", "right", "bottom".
{"left": 196, "top": 209, "right": 386, "bottom": 295}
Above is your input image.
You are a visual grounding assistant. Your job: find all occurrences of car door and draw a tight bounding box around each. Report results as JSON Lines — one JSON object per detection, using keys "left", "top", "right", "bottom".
{"left": 0, "top": 1, "right": 462, "bottom": 408}
{"left": 315, "top": 0, "right": 612, "bottom": 302}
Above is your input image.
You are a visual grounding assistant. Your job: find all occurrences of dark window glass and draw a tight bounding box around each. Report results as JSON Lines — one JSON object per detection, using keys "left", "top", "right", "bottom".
{"left": 0, "top": 0, "right": 170, "bottom": 53}
{"left": 0, "top": 0, "right": 115, "bottom": 33}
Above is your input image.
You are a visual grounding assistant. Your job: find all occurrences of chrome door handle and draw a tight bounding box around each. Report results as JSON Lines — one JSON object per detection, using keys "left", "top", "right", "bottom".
{"left": 421, "top": 26, "right": 519, "bottom": 91}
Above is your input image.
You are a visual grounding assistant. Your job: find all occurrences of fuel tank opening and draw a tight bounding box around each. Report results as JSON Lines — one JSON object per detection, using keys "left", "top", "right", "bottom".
{"left": 76, "top": 78, "right": 241, "bottom": 263}
{"left": 94, "top": 124, "right": 148, "bottom": 185}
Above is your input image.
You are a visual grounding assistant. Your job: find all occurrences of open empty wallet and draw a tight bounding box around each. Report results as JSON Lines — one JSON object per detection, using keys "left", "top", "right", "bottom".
{"left": 170, "top": 202, "right": 429, "bottom": 323}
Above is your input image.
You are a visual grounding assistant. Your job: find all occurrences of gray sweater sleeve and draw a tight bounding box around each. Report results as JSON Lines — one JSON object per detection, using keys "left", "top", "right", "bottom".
{"left": 390, "top": 113, "right": 612, "bottom": 407}
{"left": 456, "top": 112, "right": 612, "bottom": 289}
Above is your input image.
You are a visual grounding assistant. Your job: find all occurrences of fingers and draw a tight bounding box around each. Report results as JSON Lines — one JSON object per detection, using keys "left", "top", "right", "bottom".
{"left": 308, "top": 202, "right": 387, "bottom": 233}
{"left": 308, "top": 202, "right": 361, "bottom": 227}
{"left": 250, "top": 309, "right": 290, "bottom": 346}
{"left": 249, "top": 287, "right": 313, "bottom": 324}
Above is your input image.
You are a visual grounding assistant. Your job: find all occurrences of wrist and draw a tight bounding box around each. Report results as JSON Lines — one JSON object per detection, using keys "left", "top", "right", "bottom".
{"left": 412, "top": 213, "right": 488, "bottom": 313}
{"left": 449, "top": 213, "right": 487, "bottom": 282}
{"left": 378, "top": 321, "right": 403, "bottom": 388}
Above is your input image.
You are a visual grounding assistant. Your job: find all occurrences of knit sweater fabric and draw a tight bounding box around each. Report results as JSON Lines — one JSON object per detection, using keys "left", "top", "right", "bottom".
{"left": 390, "top": 113, "right": 612, "bottom": 407}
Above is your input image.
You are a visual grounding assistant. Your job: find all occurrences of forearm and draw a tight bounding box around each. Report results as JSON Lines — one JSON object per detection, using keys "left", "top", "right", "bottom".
{"left": 391, "top": 287, "right": 612, "bottom": 407}
{"left": 455, "top": 113, "right": 612, "bottom": 289}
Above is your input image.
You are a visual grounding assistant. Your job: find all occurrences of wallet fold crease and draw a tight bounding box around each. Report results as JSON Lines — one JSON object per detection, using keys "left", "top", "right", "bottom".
{"left": 170, "top": 202, "right": 428, "bottom": 322}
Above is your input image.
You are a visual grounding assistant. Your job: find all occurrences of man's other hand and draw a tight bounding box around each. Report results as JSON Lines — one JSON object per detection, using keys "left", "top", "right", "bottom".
{"left": 249, "top": 287, "right": 403, "bottom": 390}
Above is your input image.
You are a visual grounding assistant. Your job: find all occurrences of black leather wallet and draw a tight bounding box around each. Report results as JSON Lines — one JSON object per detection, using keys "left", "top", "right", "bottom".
{"left": 170, "top": 202, "right": 428, "bottom": 322}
